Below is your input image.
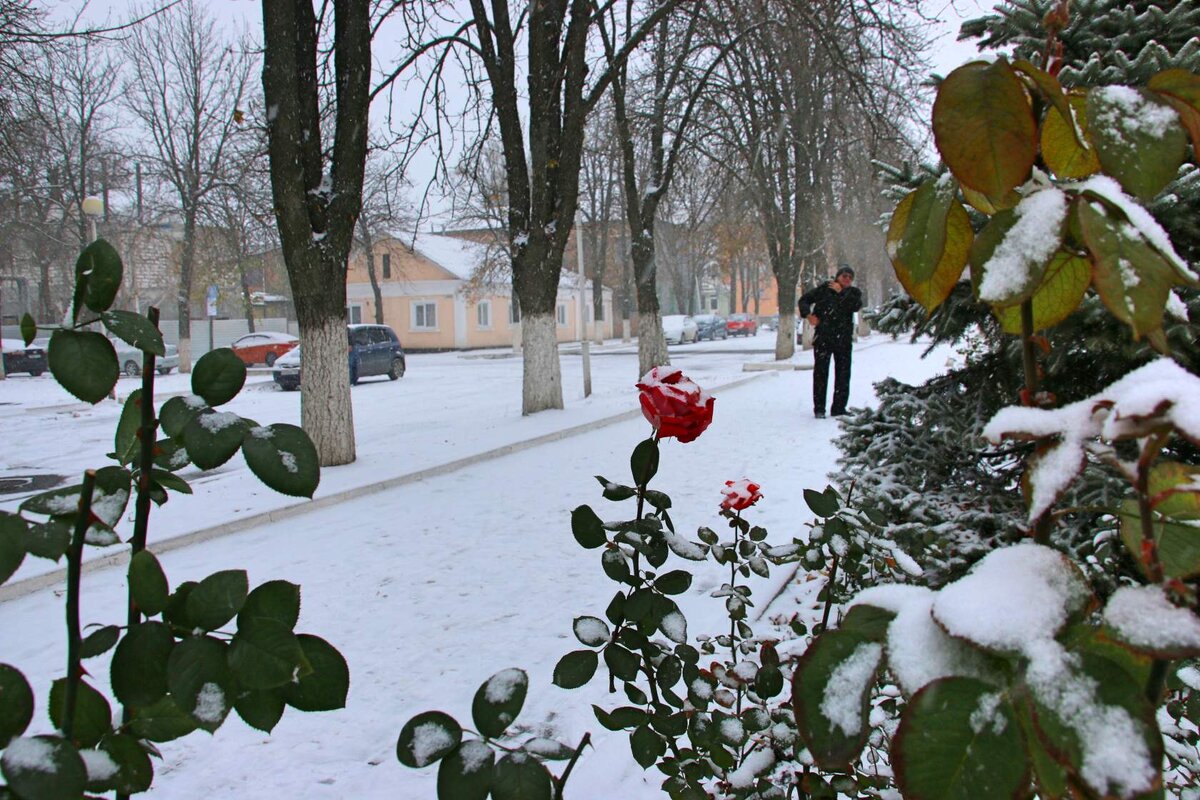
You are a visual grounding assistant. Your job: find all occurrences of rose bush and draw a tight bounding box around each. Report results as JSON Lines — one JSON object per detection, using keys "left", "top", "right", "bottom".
{"left": 719, "top": 478, "right": 763, "bottom": 511}
{"left": 636, "top": 366, "right": 715, "bottom": 443}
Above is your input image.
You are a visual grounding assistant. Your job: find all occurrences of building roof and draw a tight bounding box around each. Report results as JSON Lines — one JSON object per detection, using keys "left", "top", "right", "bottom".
{"left": 405, "top": 233, "right": 493, "bottom": 281}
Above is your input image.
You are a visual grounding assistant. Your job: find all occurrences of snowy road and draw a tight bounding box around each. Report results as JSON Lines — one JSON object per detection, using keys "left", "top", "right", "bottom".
{"left": 0, "top": 335, "right": 951, "bottom": 798}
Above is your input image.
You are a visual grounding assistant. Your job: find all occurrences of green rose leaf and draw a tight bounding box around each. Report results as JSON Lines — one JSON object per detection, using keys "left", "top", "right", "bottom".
{"left": 164, "top": 581, "right": 198, "bottom": 629}
{"left": 969, "top": 193, "right": 1068, "bottom": 309}
{"left": 234, "top": 689, "right": 286, "bottom": 733}
{"left": 886, "top": 183, "right": 974, "bottom": 314}
{"left": 20, "top": 312, "right": 36, "bottom": 345}
{"left": 160, "top": 395, "right": 204, "bottom": 439}
{"left": 167, "top": 636, "right": 232, "bottom": 730}
{"left": 630, "top": 724, "right": 666, "bottom": 769}
{"left": 242, "top": 423, "right": 320, "bottom": 498}
{"left": 1077, "top": 199, "right": 1175, "bottom": 341}
{"left": 1011, "top": 59, "right": 1083, "bottom": 147}
{"left": 182, "top": 410, "right": 248, "bottom": 470}
{"left": 803, "top": 487, "right": 840, "bottom": 518}
{"left": 110, "top": 621, "right": 174, "bottom": 708}
{"left": 396, "top": 710, "right": 463, "bottom": 768}
{"left": 191, "top": 348, "right": 246, "bottom": 407}
{"left": 94, "top": 734, "right": 154, "bottom": 795}
{"left": 491, "top": 752, "right": 552, "bottom": 800}
{"left": 129, "top": 550, "right": 170, "bottom": 617}
{"left": 113, "top": 390, "right": 147, "bottom": 466}
{"left": 993, "top": 251, "right": 1092, "bottom": 335}
{"left": 654, "top": 570, "right": 692, "bottom": 595}
{"left": 604, "top": 644, "right": 641, "bottom": 682}
{"left": 1087, "top": 85, "right": 1188, "bottom": 202}
{"left": 1148, "top": 461, "right": 1200, "bottom": 519}
{"left": 80, "top": 625, "right": 121, "bottom": 659}
{"left": 893, "top": 678, "right": 1027, "bottom": 800}
{"left": 630, "top": 437, "right": 660, "bottom": 485}
{"left": 127, "top": 695, "right": 199, "bottom": 742}
{"left": 0, "top": 512, "right": 26, "bottom": 585}
{"left": 889, "top": 177, "right": 954, "bottom": 283}
{"left": 228, "top": 617, "right": 309, "bottom": 691}
{"left": 436, "top": 739, "right": 494, "bottom": 800}
{"left": 0, "top": 664, "right": 34, "bottom": 748}
{"left": 932, "top": 60, "right": 1037, "bottom": 203}
{"left": 572, "top": 615, "right": 610, "bottom": 647}
{"left": 1, "top": 735, "right": 88, "bottom": 800}
{"left": 601, "top": 548, "right": 631, "bottom": 584}
{"left": 73, "top": 238, "right": 123, "bottom": 318}
{"left": 22, "top": 519, "right": 71, "bottom": 561}
{"left": 279, "top": 634, "right": 348, "bottom": 711}
{"left": 1118, "top": 500, "right": 1200, "bottom": 579}
{"left": 187, "top": 569, "right": 248, "bottom": 631}
{"left": 239, "top": 580, "right": 301, "bottom": 631}
{"left": 839, "top": 604, "right": 896, "bottom": 643}
{"left": 755, "top": 664, "right": 784, "bottom": 699}
{"left": 552, "top": 650, "right": 599, "bottom": 689}
{"left": 48, "top": 329, "right": 119, "bottom": 404}
{"left": 792, "top": 629, "right": 882, "bottom": 771}
{"left": 101, "top": 310, "right": 165, "bottom": 356}
{"left": 471, "top": 668, "right": 528, "bottom": 738}
{"left": 48, "top": 677, "right": 112, "bottom": 748}
{"left": 571, "top": 505, "right": 607, "bottom": 549}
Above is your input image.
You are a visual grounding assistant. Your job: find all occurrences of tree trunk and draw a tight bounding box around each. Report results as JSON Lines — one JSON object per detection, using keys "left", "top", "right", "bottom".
{"left": 520, "top": 313, "right": 563, "bottom": 412}
{"left": 633, "top": 233, "right": 668, "bottom": 376}
{"left": 177, "top": 209, "right": 198, "bottom": 372}
{"left": 300, "top": 313, "right": 356, "bottom": 464}
{"left": 637, "top": 310, "right": 668, "bottom": 378}
{"left": 238, "top": 254, "right": 256, "bottom": 333}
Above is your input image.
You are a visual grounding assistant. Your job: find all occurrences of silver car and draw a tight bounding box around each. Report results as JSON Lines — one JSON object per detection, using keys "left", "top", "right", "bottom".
{"left": 112, "top": 339, "right": 180, "bottom": 376}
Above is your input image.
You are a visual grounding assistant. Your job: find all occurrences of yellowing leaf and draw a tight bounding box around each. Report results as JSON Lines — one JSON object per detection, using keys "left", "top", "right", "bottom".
{"left": 1076, "top": 199, "right": 1174, "bottom": 340}
{"left": 994, "top": 251, "right": 1092, "bottom": 334}
{"left": 887, "top": 187, "right": 972, "bottom": 313}
{"left": 933, "top": 61, "right": 1037, "bottom": 205}
{"left": 1013, "top": 59, "right": 1084, "bottom": 147}
{"left": 886, "top": 178, "right": 955, "bottom": 283}
{"left": 961, "top": 184, "right": 1020, "bottom": 214}
{"left": 1148, "top": 461, "right": 1200, "bottom": 520}
{"left": 1087, "top": 85, "right": 1188, "bottom": 201}
{"left": 1042, "top": 94, "right": 1101, "bottom": 180}
{"left": 970, "top": 189, "right": 1069, "bottom": 308}
{"left": 1148, "top": 68, "right": 1200, "bottom": 153}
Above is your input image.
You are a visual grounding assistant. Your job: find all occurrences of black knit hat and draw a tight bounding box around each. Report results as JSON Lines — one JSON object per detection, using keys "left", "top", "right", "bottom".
{"left": 836, "top": 264, "right": 855, "bottom": 279}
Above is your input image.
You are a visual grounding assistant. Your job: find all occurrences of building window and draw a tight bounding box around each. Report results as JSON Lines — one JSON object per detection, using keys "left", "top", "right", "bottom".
{"left": 509, "top": 297, "right": 521, "bottom": 325}
{"left": 382, "top": 253, "right": 391, "bottom": 279}
{"left": 557, "top": 304, "right": 568, "bottom": 327}
{"left": 477, "top": 300, "right": 491, "bottom": 329}
{"left": 412, "top": 301, "right": 437, "bottom": 330}
{"left": 346, "top": 305, "right": 363, "bottom": 324}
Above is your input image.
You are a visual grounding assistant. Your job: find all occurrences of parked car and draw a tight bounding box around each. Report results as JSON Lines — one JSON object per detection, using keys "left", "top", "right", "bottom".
{"left": 273, "top": 324, "right": 406, "bottom": 391}
{"left": 230, "top": 331, "right": 299, "bottom": 366}
{"left": 661, "top": 315, "right": 699, "bottom": 345}
{"left": 693, "top": 314, "right": 728, "bottom": 341}
{"left": 106, "top": 338, "right": 180, "bottom": 377}
{"left": 761, "top": 315, "right": 779, "bottom": 332}
{"left": 1, "top": 338, "right": 46, "bottom": 376}
{"left": 726, "top": 313, "right": 758, "bottom": 337}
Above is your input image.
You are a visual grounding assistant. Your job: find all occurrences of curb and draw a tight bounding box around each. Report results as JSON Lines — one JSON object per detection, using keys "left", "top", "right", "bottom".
{"left": 0, "top": 372, "right": 769, "bottom": 604}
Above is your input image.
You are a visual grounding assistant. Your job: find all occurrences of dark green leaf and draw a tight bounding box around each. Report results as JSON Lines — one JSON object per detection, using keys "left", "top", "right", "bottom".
{"left": 894, "top": 679, "right": 1028, "bottom": 800}
{"left": 604, "top": 645, "right": 641, "bottom": 682}
{"left": 80, "top": 625, "right": 120, "bottom": 659}
{"left": 279, "top": 634, "right": 348, "bottom": 712}
{"left": 242, "top": 423, "right": 320, "bottom": 498}
{"left": 182, "top": 410, "right": 247, "bottom": 471}
{"left": 48, "top": 329, "right": 119, "bottom": 404}
{"left": 239, "top": 580, "right": 301, "bottom": 631}
{"left": 126, "top": 695, "right": 198, "bottom": 742}
{"left": 804, "top": 488, "right": 840, "bottom": 518}
{"left": 630, "top": 438, "right": 660, "bottom": 486}
{"left": 840, "top": 604, "right": 896, "bottom": 642}
{"left": 755, "top": 664, "right": 784, "bottom": 699}
{"left": 20, "top": 313, "right": 35, "bottom": 346}
{"left": 644, "top": 490, "right": 671, "bottom": 510}
{"left": 0, "top": 735, "right": 87, "bottom": 800}
{"left": 630, "top": 725, "right": 665, "bottom": 769}
{"left": 553, "top": 650, "right": 599, "bottom": 689}
{"left": 491, "top": 752, "right": 552, "bottom": 800}
{"left": 572, "top": 615, "right": 610, "bottom": 647}
{"left": 191, "top": 348, "right": 246, "bottom": 407}
{"left": 601, "top": 482, "right": 637, "bottom": 501}
{"left": 186, "top": 569, "right": 248, "bottom": 631}
{"left": 74, "top": 239, "right": 123, "bottom": 317}
{"left": 571, "top": 505, "right": 607, "bottom": 549}
{"left": 164, "top": 581, "right": 198, "bottom": 630}
{"left": 654, "top": 570, "right": 692, "bottom": 595}
{"left": 101, "top": 310, "right": 164, "bottom": 356}
{"left": 93, "top": 734, "right": 154, "bottom": 795}
{"left": 0, "top": 664, "right": 34, "bottom": 748}
{"left": 0, "top": 512, "right": 26, "bottom": 585}
{"left": 110, "top": 622, "right": 174, "bottom": 708}
{"left": 234, "top": 689, "right": 286, "bottom": 733}
{"left": 166, "top": 636, "right": 232, "bottom": 730}
{"left": 22, "top": 519, "right": 70, "bottom": 561}
{"left": 49, "top": 678, "right": 112, "bottom": 748}
{"left": 792, "top": 629, "right": 882, "bottom": 770}
{"left": 436, "top": 740, "right": 493, "bottom": 800}
{"left": 625, "top": 588, "right": 653, "bottom": 622}
{"left": 397, "top": 710, "right": 463, "bottom": 768}
{"left": 601, "top": 548, "right": 631, "bottom": 583}
{"left": 113, "top": 390, "right": 144, "bottom": 466}
{"left": 1088, "top": 86, "right": 1188, "bottom": 201}
{"left": 471, "top": 668, "right": 527, "bottom": 738}
{"left": 159, "top": 396, "right": 203, "bottom": 439}
{"left": 228, "top": 617, "right": 308, "bottom": 691}
{"left": 129, "top": 550, "right": 170, "bottom": 617}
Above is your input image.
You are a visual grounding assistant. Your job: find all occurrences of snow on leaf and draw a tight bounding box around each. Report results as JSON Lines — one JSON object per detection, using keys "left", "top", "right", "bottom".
{"left": 1103, "top": 584, "right": 1200, "bottom": 655}
{"left": 819, "top": 642, "right": 882, "bottom": 736}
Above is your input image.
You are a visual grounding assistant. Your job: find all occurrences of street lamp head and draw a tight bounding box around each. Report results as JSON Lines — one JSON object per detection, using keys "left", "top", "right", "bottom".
{"left": 81, "top": 196, "right": 104, "bottom": 218}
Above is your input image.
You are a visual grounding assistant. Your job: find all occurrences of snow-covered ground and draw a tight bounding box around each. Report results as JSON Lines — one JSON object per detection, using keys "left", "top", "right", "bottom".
{"left": 0, "top": 333, "right": 952, "bottom": 798}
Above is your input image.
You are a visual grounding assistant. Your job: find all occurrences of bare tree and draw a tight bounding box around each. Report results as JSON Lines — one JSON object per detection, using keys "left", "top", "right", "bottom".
{"left": 260, "top": 0, "right": 370, "bottom": 466}
{"left": 356, "top": 152, "right": 415, "bottom": 324}
{"left": 578, "top": 99, "right": 622, "bottom": 345}
{"left": 123, "top": 0, "right": 254, "bottom": 371}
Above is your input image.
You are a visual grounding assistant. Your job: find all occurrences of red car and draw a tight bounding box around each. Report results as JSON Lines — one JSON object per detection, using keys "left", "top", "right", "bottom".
{"left": 230, "top": 331, "right": 299, "bottom": 366}
{"left": 726, "top": 313, "right": 758, "bottom": 337}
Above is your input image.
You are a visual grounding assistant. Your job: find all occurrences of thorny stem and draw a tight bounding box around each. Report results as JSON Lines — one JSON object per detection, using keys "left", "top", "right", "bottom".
{"left": 820, "top": 554, "right": 840, "bottom": 632}
{"left": 62, "top": 469, "right": 97, "bottom": 743}
{"left": 1135, "top": 431, "right": 1171, "bottom": 584}
{"left": 553, "top": 732, "right": 592, "bottom": 800}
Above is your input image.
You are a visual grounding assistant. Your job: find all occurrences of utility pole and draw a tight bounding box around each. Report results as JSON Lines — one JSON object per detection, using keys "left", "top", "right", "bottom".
{"left": 576, "top": 212, "right": 591, "bottom": 398}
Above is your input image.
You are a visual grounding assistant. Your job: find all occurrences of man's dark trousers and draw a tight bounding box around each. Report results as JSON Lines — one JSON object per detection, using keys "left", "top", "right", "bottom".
{"left": 813, "top": 346, "right": 852, "bottom": 416}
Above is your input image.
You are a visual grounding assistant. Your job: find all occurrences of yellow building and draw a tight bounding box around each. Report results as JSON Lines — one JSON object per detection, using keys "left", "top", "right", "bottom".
{"left": 345, "top": 234, "right": 614, "bottom": 350}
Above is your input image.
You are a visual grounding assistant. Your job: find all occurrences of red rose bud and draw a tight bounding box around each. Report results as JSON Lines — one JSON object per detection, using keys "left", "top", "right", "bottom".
{"left": 636, "top": 366, "right": 715, "bottom": 443}
{"left": 720, "top": 478, "right": 762, "bottom": 511}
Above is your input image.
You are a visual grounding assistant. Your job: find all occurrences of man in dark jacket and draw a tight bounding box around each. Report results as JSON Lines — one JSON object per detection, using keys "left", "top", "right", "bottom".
{"left": 798, "top": 265, "right": 863, "bottom": 418}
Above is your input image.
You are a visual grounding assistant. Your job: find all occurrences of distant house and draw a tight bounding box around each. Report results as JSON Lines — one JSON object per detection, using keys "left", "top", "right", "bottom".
{"left": 345, "top": 233, "right": 614, "bottom": 350}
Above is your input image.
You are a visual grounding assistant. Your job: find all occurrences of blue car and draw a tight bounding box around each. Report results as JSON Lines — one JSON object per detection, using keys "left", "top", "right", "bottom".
{"left": 273, "top": 324, "right": 406, "bottom": 391}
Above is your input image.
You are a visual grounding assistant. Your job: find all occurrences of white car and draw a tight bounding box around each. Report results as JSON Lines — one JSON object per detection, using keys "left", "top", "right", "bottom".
{"left": 661, "top": 315, "right": 698, "bottom": 345}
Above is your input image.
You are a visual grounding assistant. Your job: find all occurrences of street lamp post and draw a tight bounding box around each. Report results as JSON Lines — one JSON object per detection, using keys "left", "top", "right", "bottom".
{"left": 81, "top": 196, "right": 104, "bottom": 243}
{"left": 576, "top": 211, "right": 591, "bottom": 398}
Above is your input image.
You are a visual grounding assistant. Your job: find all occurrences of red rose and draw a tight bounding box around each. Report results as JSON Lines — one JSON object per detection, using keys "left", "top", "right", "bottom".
{"left": 720, "top": 478, "right": 762, "bottom": 512}
{"left": 636, "top": 366, "right": 714, "bottom": 443}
